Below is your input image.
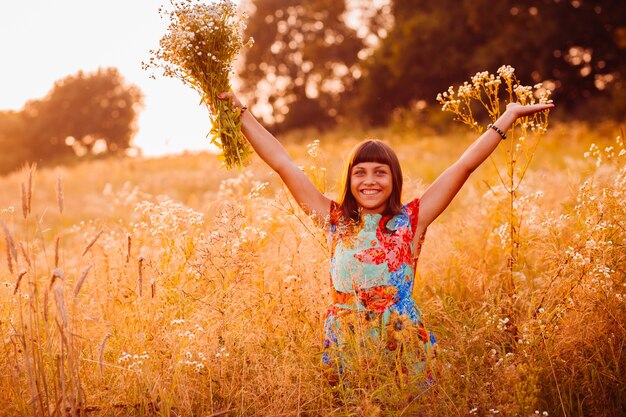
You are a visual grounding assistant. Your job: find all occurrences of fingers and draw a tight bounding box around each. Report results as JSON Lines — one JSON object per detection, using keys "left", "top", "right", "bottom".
{"left": 507, "top": 102, "right": 554, "bottom": 117}
{"left": 529, "top": 103, "right": 555, "bottom": 112}
{"left": 508, "top": 102, "right": 554, "bottom": 108}
{"left": 217, "top": 91, "right": 243, "bottom": 108}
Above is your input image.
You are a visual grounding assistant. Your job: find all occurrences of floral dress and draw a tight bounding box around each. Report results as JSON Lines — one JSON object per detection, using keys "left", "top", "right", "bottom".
{"left": 322, "top": 198, "right": 436, "bottom": 382}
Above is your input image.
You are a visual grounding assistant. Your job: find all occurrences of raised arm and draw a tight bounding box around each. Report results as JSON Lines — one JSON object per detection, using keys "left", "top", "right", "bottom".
{"left": 218, "top": 92, "right": 331, "bottom": 221}
{"left": 416, "top": 102, "right": 554, "bottom": 235}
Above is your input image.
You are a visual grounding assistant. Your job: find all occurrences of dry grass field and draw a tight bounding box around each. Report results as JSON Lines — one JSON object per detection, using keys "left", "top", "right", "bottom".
{"left": 0, "top": 121, "right": 624, "bottom": 416}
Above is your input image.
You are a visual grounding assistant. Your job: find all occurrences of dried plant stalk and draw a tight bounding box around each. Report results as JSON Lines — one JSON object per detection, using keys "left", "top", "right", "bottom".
{"left": 53, "top": 283, "right": 69, "bottom": 327}
{"left": 56, "top": 175, "right": 64, "bottom": 214}
{"left": 19, "top": 241, "right": 31, "bottom": 268}
{"left": 81, "top": 230, "right": 103, "bottom": 257}
{"left": 44, "top": 288, "right": 50, "bottom": 322}
{"left": 54, "top": 236, "right": 61, "bottom": 268}
{"left": 50, "top": 268, "right": 64, "bottom": 289}
{"left": 126, "top": 233, "right": 131, "bottom": 263}
{"left": 1, "top": 220, "right": 17, "bottom": 274}
{"left": 27, "top": 164, "right": 33, "bottom": 212}
{"left": 137, "top": 257, "right": 145, "bottom": 297}
{"left": 20, "top": 163, "right": 34, "bottom": 219}
{"left": 14, "top": 270, "right": 27, "bottom": 294}
{"left": 21, "top": 182, "right": 28, "bottom": 219}
{"left": 1, "top": 220, "right": 17, "bottom": 260}
{"left": 73, "top": 264, "right": 93, "bottom": 297}
{"left": 5, "top": 235, "right": 13, "bottom": 275}
{"left": 99, "top": 334, "right": 111, "bottom": 376}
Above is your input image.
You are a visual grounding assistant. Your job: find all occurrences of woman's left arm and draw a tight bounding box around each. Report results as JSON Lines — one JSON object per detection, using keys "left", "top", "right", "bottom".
{"left": 416, "top": 102, "right": 554, "bottom": 234}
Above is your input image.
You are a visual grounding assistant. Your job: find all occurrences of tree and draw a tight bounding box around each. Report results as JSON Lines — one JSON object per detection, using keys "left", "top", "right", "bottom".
{"left": 355, "top": 0, "right": 626, "bottom": 124}
{"left": 354, "top": 0, "right": 480, "bottom": 125}
{"left": 468, "top": 0, "right": 626, "bottom": 117}
{"left": 239, "top": 0, "right": 365, "bottom": 131}
{"left": 0, "top": 111, "right": 30, "bottom": 175}
{"left": 23, "top": 67, "right": 143, "bottom": 161}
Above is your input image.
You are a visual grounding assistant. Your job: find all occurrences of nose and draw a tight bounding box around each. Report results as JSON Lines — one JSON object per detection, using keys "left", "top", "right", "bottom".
{"left": 363, "top": 175, "right": 376, "bottom": 185}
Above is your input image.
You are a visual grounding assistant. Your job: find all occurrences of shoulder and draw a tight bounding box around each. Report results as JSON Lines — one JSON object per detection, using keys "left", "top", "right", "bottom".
{"left": 402, "top": 198, "right": 420, "bottom": 232}
{"left": 403, "top": 198, "right": 420, "bottom": 220}
{"left": 403, "top": 198, "right": 420, "bottom": 213}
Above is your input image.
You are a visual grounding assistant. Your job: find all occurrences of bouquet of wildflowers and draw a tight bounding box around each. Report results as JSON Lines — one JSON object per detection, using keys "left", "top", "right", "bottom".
{"left": 145, "top": 0, "right": 254, "bottom": 169}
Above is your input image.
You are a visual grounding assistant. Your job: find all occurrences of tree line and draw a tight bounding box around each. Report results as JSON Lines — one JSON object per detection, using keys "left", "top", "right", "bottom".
{"left": 0, "top": 68, "right": 142, "bottom": 175}
{"left": 1, "top": 1, "right": 624, "bottom": 175}
{"left": 240, "top": 0, "right": 626, "bottom": 130}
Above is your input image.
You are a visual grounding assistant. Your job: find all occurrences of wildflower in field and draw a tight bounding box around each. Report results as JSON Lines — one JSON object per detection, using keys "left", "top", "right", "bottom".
{"left": 181, "top": 351, "right": 206, "bottom": 373}
{"left": 144, "top": 0, "right": 254, "bottom": 168}
{"left": 437, "top": 66, "right": 554, "bottom": 305}
{"left": 117, "top": 351, "right": 150, "bottom": 374}
{"left": 437, "top": 65, "right": 552, "bottom": 130}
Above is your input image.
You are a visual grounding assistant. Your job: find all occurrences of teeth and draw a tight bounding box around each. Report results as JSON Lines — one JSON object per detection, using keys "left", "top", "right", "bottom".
{"left": 361, "top": 190, "right": 379, "bottom": 195}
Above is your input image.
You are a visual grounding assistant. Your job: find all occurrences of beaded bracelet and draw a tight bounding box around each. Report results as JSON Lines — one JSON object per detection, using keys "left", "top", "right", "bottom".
{"left": 488, "top": 123, "right": 506, "bottom": 140}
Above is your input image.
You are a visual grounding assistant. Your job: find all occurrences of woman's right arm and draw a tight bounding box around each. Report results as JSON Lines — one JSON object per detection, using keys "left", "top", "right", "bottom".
{"left": 219, "top": 93, "right": 331, "bottom": 221}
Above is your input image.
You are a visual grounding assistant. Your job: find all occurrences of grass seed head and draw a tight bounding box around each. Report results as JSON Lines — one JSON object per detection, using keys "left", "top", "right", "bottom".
{"left": 138, "top": 256, "right": 145, "bottom": 297}
{"left": 1, "top": 220, "right": 17, "bottom": 274}
{"left": 126, "top": 233, "right": 132, "bottom": 263}
{"left": 21, "top": 182, "right": 28, "bottom": 219}
{"left": 19, "top": 241, "right": 31, "bottom": 267}
{"left": 54, "top": 236, "right": 61, "bottom": 268}
{"left": 82, "top": 230, "right": 103, "bottom": 256}
{"left": 50, "top": 267, "right": 64, "bottom": 289}
{"left": 14, "top": 269, "right": 27, "bottom": 294}
{"left": 56, "top": 174, "right": 64, "bottom": 214}
{"left": 73, "top": 264, "right": 93, "bottom": 297}
{"left": 99, "top": 334, "right": 111, "bottom": 375}
{"left": 53, "top": 283, "right": 69, "bottom": 327}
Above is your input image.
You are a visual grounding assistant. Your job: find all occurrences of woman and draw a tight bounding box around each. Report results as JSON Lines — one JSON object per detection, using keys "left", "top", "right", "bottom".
{"left": 217, "top": 92, "right": 553, "bottom": 385}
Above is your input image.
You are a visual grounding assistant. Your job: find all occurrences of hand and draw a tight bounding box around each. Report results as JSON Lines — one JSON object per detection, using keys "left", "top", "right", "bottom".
{"left": 505, "top": 102, "right": 555, "bottom": 119}
{"left": 217, "top": 91, "right": 245, "bottom": 110}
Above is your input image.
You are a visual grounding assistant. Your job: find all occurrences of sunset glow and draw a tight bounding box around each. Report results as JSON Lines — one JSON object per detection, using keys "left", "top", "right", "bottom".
{"left": 0, "top": 0, "right": 227, "bottom": 156}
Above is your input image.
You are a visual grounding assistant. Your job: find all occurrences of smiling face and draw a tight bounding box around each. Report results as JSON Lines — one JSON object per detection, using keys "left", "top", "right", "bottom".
{"left": 338, "top": 140, "right": 404, "bottom": 221}
{"left": 350, "top": 162, "right": 393, "bottom": 215}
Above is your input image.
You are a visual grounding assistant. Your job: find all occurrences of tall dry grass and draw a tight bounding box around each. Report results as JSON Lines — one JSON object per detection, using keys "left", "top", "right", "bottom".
{"left": 0, "top": 123, "right": 624, "bottom": 416}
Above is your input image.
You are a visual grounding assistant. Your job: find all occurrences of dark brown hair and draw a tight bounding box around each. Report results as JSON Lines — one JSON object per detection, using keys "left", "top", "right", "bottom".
{"left": 338, "top": 140, "right": 403, "bottom": 222}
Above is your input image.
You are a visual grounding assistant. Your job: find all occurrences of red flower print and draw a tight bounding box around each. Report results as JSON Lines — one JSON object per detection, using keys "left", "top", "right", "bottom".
{"left": 358, "top": 286, "right": 398, "bottom": 313}
{"left": 354, "top": 222, "right": 413, "bottom": 272}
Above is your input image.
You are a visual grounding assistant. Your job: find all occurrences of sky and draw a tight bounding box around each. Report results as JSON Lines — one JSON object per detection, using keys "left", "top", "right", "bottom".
{"left": 0, "top": 0, "right": 227, "bottom": 156}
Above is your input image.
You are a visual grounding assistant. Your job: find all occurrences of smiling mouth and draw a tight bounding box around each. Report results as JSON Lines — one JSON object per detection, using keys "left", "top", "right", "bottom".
{"left": 360, "top": 189, "right": 380, "bottom": 195}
